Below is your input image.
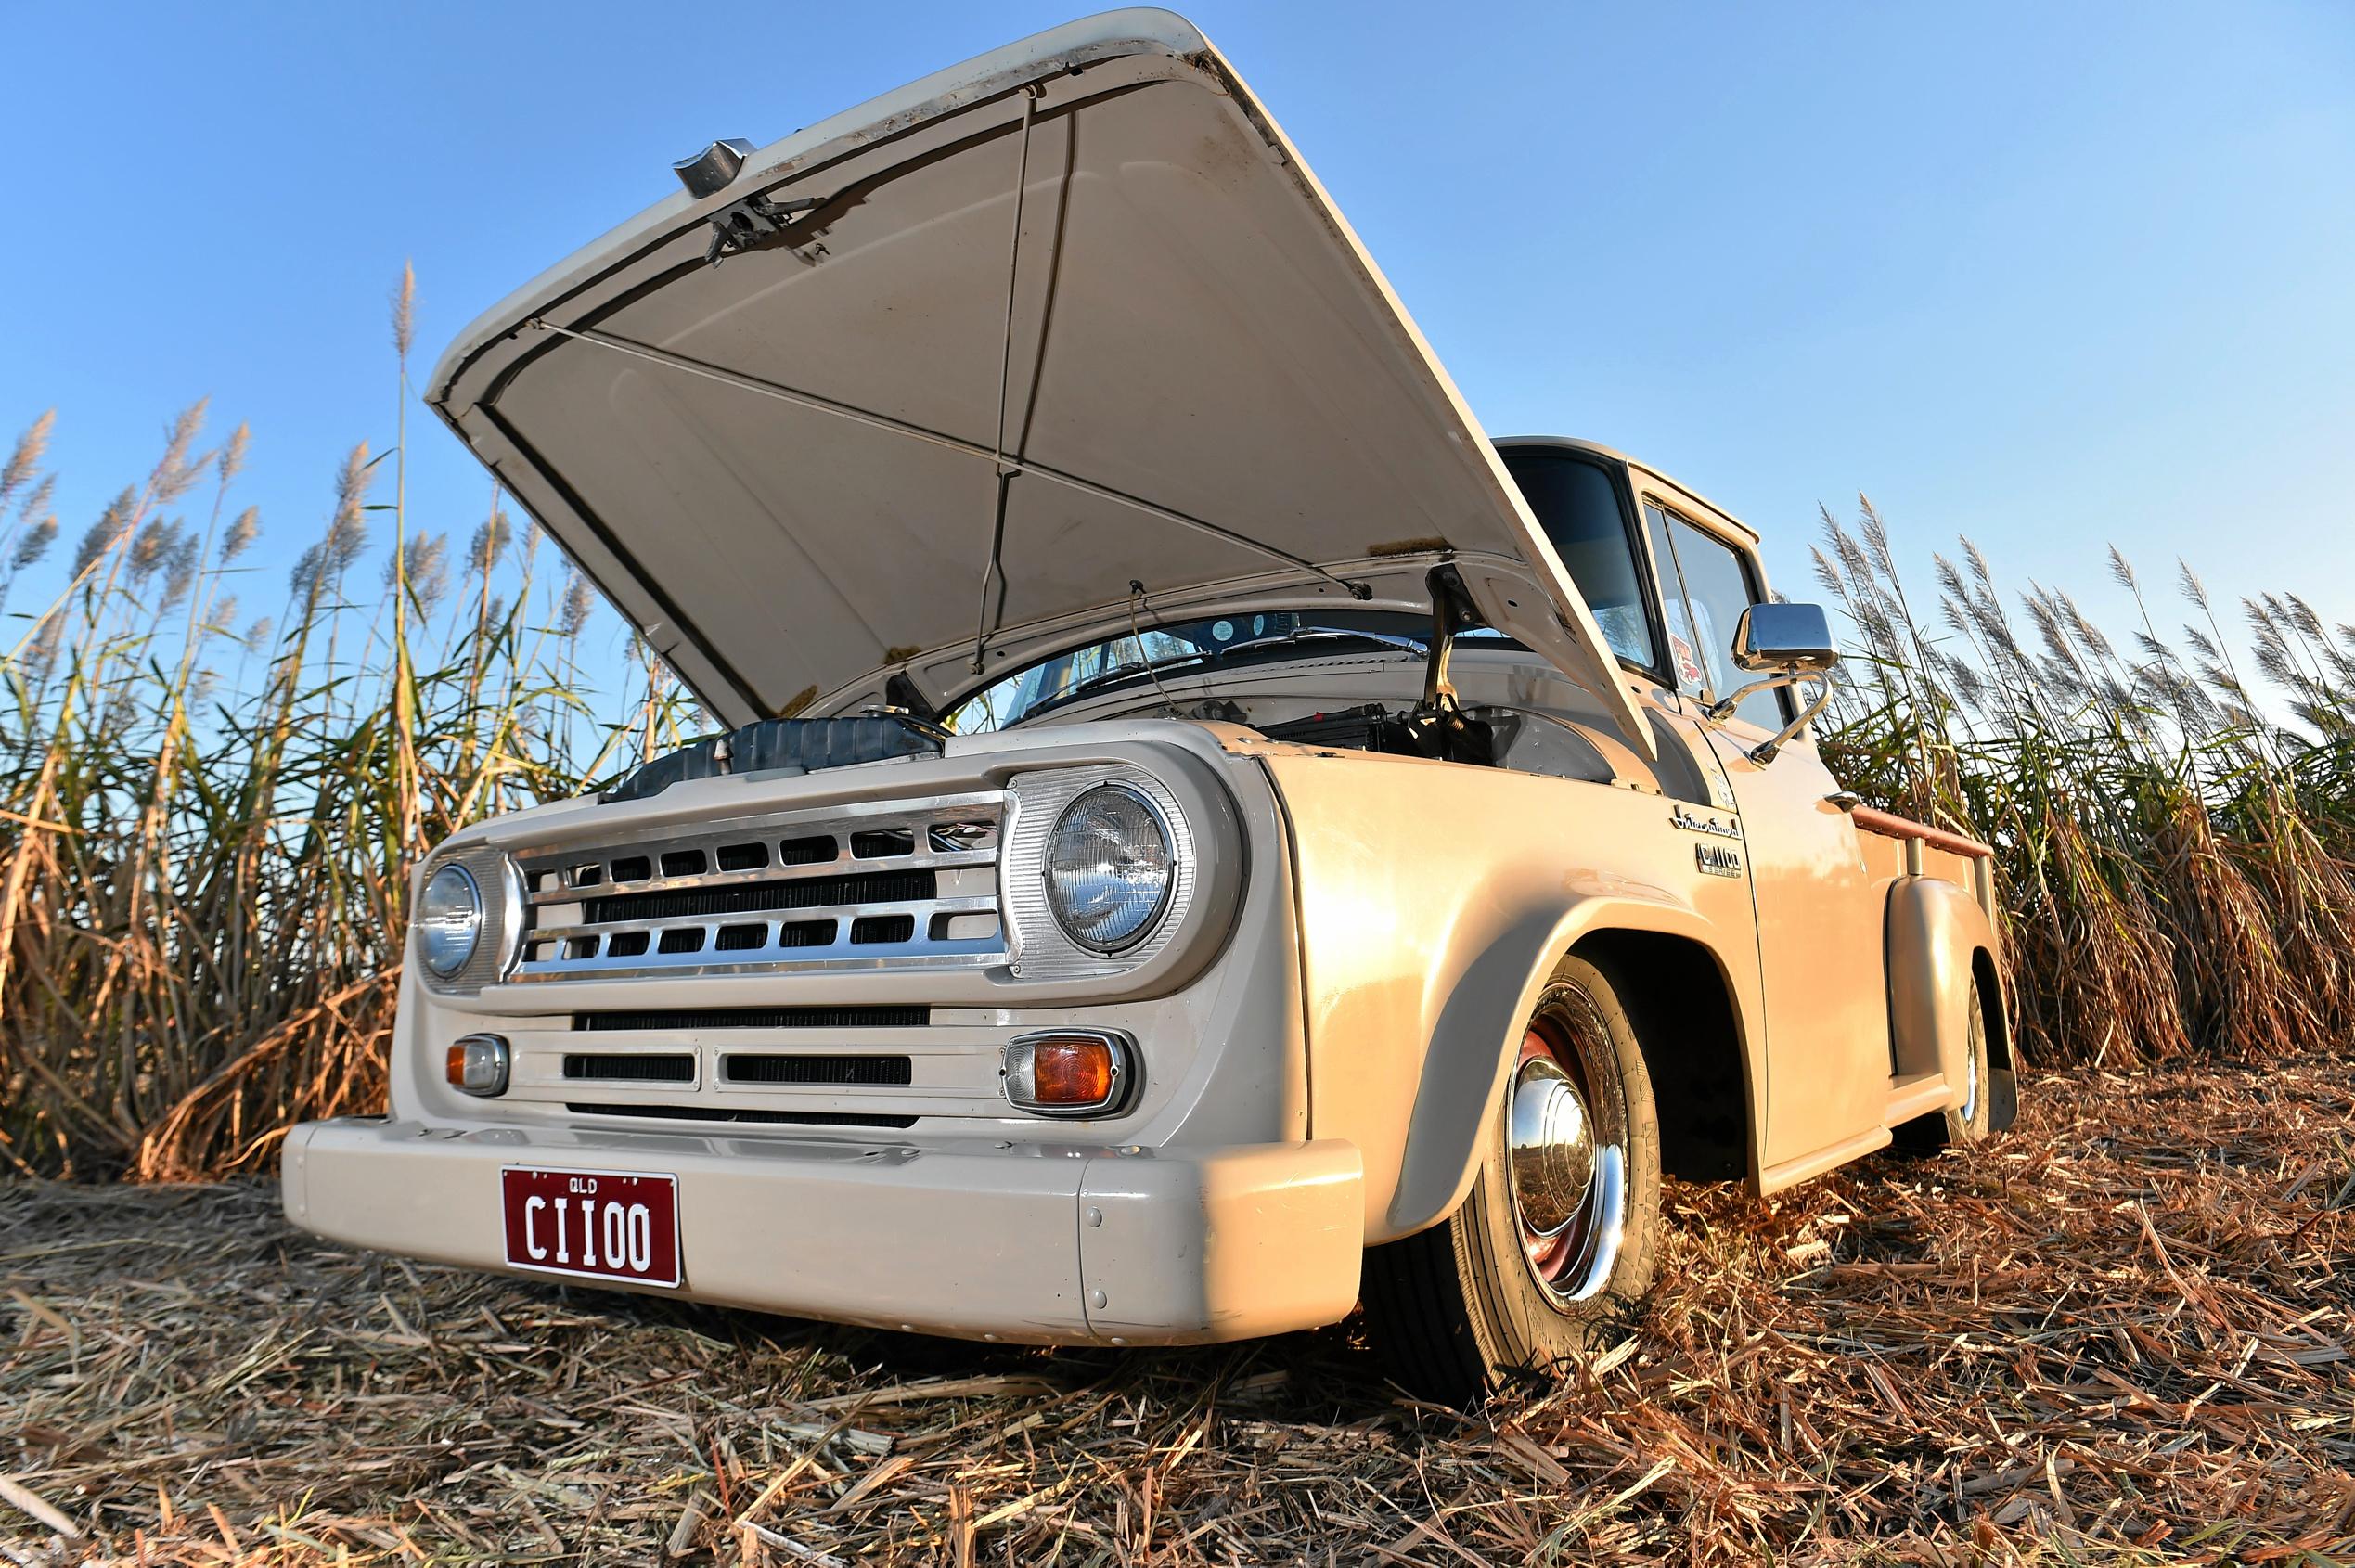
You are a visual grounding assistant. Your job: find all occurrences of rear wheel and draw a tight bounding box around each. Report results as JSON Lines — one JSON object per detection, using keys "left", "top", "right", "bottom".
{"left": 1361, "top": 953, "right": 1662, "bottom": 1404}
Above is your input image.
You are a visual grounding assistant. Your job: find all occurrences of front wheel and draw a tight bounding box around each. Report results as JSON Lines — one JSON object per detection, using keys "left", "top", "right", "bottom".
{"left": 1361, "top": 952, "right": 1662, "bottom": 1404}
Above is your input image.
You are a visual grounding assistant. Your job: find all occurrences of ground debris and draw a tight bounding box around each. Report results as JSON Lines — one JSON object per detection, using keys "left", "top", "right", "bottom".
{"left": 3, "top": 1060, "right": 2350, "bottom": 1564}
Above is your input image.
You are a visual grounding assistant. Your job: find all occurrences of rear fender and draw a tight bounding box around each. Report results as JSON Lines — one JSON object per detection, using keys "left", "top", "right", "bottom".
{"left": 1885, "top": 875, "right": 2002, "bottom": 1108}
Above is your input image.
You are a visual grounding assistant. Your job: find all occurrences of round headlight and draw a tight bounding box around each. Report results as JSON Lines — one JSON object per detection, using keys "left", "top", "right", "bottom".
{"left": 417, "top": 862, "right": 484, "bottom": 978}
{"left": 1044, "top": 785, "right": 1175, "bottom": 952}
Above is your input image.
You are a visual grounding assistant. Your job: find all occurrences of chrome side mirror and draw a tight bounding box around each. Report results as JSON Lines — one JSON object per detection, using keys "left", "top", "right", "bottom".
{"left": 1731, "top": 601, "right": 1839, "bottom": 674}
{"left": 1708, "top": 601, "right": 1840, "bottom": 764}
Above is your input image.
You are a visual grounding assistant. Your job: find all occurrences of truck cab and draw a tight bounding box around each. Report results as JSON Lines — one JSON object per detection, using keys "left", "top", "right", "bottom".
{"left": 281, "top": 8, "right": 2014, "bottom": 1398}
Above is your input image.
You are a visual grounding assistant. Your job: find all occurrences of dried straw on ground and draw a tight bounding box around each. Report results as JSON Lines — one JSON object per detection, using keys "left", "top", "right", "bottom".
{"left": 4, "top": 1059, "right": 2350, "bottom": 1565}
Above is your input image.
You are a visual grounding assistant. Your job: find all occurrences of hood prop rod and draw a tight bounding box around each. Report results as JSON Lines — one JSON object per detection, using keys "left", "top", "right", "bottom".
{"left": 524, "top": 321, "right": 1376, "bottom": 609}
{"left": 972, "top": 84, "right": 1044, "bottom": 674}
{"left": 1405, "top": 561, "right": 1498, "bottom": 764}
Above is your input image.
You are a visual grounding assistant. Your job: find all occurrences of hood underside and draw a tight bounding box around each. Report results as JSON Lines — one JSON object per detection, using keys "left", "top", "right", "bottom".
{"left": 428, "top": 8, "right": 1647, "bottom": 749}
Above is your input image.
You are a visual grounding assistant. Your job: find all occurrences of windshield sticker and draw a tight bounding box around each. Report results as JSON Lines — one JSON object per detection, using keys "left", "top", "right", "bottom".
{"left": 1671, "top": 631, "right": 1705, "bottom": 689}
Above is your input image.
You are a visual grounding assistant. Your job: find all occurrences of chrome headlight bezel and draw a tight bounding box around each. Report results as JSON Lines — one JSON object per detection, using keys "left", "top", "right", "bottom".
{"left": 1043, "top": 783, "right": 1177, "bottom": 954}
{"left": 999, "top": 761, "right": 1236, "bottom": 984}
{"left": 418, "top": 862, "right": 484, "bottom": 978}
{"left": 414, "top": 845, "right": 523, "bottom": 993}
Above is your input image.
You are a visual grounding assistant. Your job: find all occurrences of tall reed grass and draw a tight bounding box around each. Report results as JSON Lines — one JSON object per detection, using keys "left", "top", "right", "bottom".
{"left": 1, "top": 279, "right": 2349, "bottom": 1179}
{"left": 1812, "top": 498, "right": 2355, "bottom": 1069}
{"left": 0, "top": 276, "right": 698, "bottom": 1179}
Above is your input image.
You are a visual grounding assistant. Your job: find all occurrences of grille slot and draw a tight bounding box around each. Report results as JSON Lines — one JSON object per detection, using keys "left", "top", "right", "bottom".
{"left": 723, "top": 1054, "right": 914, "bottom": 1086}
{"left": 561, "top": 1053, "right": 694, "bottom": 1083}
{"left": 716, "top": 842, "right": 769, "bottom": 872}
{"left": 568, "top": 1102, "right": 917, "bottom": 1129}
{"left": 574, "top": 1006, "right": 931, "bottom": 1030}
{"left": 851, "top": 914, "right": 916, "bottom": 945}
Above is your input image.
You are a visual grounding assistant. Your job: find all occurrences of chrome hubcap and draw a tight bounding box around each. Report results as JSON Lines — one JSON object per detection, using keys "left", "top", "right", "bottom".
{"left": 1508, "top": 998, "right": 1629, "bottom": 1306}
{"left": 1509, "top": 1059, "right": 1596, "bottom": 1236}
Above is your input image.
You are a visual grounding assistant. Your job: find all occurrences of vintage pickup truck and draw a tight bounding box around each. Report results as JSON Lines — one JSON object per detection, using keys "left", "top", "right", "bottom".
{"left": 280, "top": 9, "right": 2016, "bottom": 1397}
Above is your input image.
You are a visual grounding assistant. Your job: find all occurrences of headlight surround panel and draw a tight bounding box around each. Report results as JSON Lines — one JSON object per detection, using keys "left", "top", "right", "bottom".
{"left": 1000, "top": 762, "right": 1234, "bottom": 983}
{"left": 413, "top": 842, "right": 523, "bottom": 994}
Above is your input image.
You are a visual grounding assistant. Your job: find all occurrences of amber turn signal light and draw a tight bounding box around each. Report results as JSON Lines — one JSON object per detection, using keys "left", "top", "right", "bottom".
{"left": 1001, "top": 1031, "right": 1131, "bottom": 1117}
{"left": 445, "top": 1034, "right": 510, "bottom": 1097}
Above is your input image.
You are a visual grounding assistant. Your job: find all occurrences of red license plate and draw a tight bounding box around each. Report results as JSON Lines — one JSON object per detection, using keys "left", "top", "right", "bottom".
{"left": 500, "top": 1167, "right": 682, "bottom": 1288}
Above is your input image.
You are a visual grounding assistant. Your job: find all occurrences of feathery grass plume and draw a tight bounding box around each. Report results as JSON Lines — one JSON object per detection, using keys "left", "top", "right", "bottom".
{"left": 0, "top": 408, "right": 55, "bottom": 511}
{"left": 10, "top": 514, "right": 57, "bottom": 571}
{"left": 217, "top": 421, "right": 250, "bottom": 486}
{"left": 161, "top": 533, "right": 201, "bottom": 612}
{"left": 222, "top": 506, "right": 260, "bottom": 562}
{"left": 470, "top": 508, "right": 512, "bottom": 575}
{"left": 129, "top": 517, "right": 180, "bottom": 581}
{"left": 389, "top": 529, "right": 451, "bottom": 616}
{"left": 559, "top": 568, "right": 595, "bottom": 636}
{"left": 16, "top": 472, "right": 56, "bottom": 527}
{"left": 71, "top": 488, "right": 135, "bottom": 576}
{"left": 287, "top": 541, "right": 328, "bottom": 598}
{"left": 148, "top": 399, "right": 211, "bottom": 505}
{"left": 391, "top": 261, "right": 417, "bottom": 363}
{"left": 325, "top": 441, "right": 374, "bottom": 575}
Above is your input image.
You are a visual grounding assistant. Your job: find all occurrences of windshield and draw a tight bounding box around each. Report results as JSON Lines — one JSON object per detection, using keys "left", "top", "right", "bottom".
{"left": 946, "top": 609, "right": 1466, "bottom": 732}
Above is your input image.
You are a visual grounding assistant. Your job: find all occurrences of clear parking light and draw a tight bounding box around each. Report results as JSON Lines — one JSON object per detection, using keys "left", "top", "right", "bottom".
{"left": 1002, "top": 1030, "right": 1131, "bottom": 1116}
{"left": 417, "top": 862, "right": 484, "bottom": 977}
{"left": 1043, "top": 784, "right": 1175, "bottom": 952}
{"left": 444, "top": 1034, "right": 509, "bottom": 1097}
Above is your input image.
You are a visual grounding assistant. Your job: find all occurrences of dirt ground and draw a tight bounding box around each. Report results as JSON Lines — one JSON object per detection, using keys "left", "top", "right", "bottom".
{"left": 3, "top": 1060, "right": 2351, "bottom": 1566}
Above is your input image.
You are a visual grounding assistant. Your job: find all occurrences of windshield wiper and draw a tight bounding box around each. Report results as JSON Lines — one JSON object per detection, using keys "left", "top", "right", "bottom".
{"left": 1212, "top": 627, "right": 1426, "bottom": 660}
{"left": 1021, "top": 628, "right": 1426, "bottom": 723}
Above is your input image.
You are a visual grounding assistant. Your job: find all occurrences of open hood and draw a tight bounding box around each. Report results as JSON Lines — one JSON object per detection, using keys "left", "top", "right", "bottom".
{"left": 428, "top": 8, "right": 1649, "bottom": 751}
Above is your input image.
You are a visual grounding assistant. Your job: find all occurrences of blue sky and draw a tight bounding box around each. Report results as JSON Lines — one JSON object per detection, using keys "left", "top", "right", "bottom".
{"left": 5, "top": 1, "right": 2351, "bottom": 682}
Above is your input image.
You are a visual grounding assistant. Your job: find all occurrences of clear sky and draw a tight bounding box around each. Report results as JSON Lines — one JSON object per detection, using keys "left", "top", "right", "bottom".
{"left": 5, "top": 1, "right": 2351, "bottom": 679}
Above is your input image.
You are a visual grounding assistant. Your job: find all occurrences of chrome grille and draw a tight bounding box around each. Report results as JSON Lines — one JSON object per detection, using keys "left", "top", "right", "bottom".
{"left": 509, "top": 793, "right": 1004, "bottom": 982}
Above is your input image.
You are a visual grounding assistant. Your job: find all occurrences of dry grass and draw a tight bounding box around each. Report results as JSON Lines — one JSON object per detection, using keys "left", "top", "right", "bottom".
{"left": 5, "top": 1058, "right": 2350, "bottom": 1565}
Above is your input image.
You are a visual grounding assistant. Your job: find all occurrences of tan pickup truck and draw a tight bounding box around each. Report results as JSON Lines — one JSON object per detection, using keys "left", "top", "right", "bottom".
{"left": 280, "top": 9, "right": 2015, "bottom": 1397}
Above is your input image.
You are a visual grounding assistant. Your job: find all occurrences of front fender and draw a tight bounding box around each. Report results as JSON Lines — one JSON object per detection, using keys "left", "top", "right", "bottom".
{"left": 1384, "top": 892, "right": 1743, "bottom": 1238}
{"left": 1260, "top": 751, "right": 1764, "bottom": 1244}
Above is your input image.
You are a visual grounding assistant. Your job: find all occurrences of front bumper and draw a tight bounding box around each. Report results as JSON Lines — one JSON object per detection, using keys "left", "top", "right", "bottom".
{"left": 280, "top": 1119, "right": 1363, "bottom": 1345}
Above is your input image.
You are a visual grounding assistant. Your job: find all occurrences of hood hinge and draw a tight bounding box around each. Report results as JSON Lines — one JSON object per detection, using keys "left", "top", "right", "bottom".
{"left": 705, "top": 191, "right": 829, "bottom": 266}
